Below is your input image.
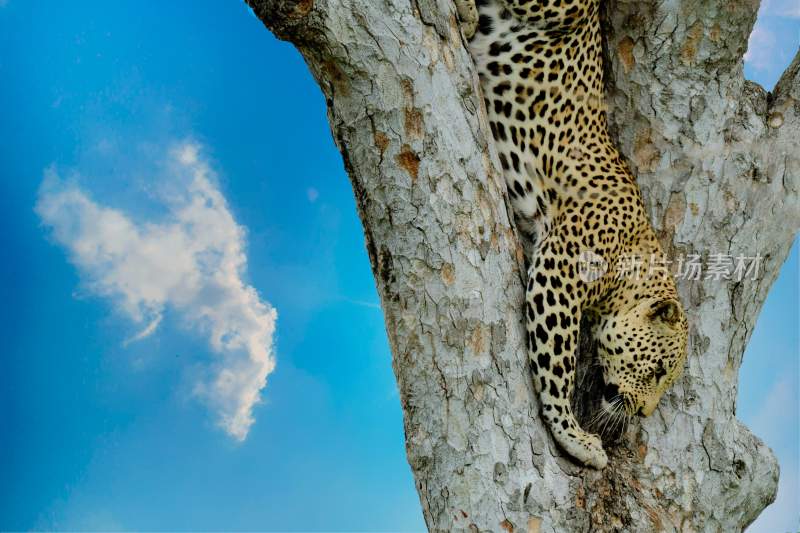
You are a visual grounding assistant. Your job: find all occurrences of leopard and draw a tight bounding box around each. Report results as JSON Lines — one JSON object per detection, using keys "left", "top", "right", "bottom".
{"left": 455, "top": 0, "right": 689, "bottom": 469}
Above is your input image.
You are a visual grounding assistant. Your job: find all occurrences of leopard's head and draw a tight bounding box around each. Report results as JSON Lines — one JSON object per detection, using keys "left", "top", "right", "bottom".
{"left": 592, "top": 297, "right": 689, "bottom": 418}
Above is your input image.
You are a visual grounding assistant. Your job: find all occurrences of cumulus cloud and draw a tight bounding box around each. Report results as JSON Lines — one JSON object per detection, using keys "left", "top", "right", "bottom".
{"left": 36, "top": 142, "right": 277, "bottom": 441}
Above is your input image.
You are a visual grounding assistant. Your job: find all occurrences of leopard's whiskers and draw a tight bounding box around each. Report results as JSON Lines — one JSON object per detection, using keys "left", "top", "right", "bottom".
{"left": 598, "top": 397, "right": 622, "bottom": 437}
{"left": 585, "top": 398, "right": 614, "bottom": 430}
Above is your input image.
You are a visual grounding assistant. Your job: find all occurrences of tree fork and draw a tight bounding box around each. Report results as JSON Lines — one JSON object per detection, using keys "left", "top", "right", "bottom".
{"left": 247, "top": 0, "right": 798, "bottom": 530}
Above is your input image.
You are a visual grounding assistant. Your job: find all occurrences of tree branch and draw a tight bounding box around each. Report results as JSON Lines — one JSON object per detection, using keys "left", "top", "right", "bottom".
{"left": 773, "top": 47, "right": 800, "bottom": 103}
{"left": 769, "top": 48, "right": 800, "bottom": 188}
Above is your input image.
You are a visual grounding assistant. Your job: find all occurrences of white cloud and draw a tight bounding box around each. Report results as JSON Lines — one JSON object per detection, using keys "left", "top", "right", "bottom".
{"left": 747, "top": 378, "right": 798, "bottom": 448}
{"left": 341, "top": 298, "right": 382, "bottom": 310}
{"left": 745, "top": 0, "right": 800, "bottom": 71}
{"left": 36, "top": 142, "right": 277, "bottom": 441}
{"left": 744, "top": 23, "right": 776, "bottom": 70}
{"left": 761, "top": 0, "right": 800, "bottom": 18}
{"left": 745, "top": 377, "right": 800, "bottom": 533}
{"left": 123, "top": 315, "right": 162, "bottom": 347}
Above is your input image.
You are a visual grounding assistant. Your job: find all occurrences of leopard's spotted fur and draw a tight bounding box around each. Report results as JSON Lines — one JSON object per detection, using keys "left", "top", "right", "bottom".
{"left": 456, "top": 0, "right": 689, "bottom": 469}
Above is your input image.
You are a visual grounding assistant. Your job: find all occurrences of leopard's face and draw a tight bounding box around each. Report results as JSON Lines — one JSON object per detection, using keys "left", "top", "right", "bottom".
{"left": 593, "top": 297, "right": 689, "bottom": 418}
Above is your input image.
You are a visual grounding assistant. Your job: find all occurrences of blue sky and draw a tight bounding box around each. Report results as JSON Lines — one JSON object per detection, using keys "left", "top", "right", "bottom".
{"left": 0, "top": 1, "right": 796, "bottom": 531}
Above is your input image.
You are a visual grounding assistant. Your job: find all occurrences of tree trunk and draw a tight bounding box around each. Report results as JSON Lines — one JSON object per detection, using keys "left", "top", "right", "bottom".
{"left": 247, "top": 0, "right": 799, "bottom": 530}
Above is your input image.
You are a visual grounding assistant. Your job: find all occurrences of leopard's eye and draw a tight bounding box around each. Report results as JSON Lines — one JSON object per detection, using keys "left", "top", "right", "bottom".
{"left": 655, "top": 366, "right": 667, "bottom": 380}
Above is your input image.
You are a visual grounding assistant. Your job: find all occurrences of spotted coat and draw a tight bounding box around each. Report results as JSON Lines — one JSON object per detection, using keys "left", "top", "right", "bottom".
{"left": 456, "top": 0, "right": 689, "bottom": 469}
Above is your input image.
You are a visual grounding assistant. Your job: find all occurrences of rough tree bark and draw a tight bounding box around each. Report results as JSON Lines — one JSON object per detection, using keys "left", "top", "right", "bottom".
{"left": 248, "top": 0, "right": 799, "bottom": 531}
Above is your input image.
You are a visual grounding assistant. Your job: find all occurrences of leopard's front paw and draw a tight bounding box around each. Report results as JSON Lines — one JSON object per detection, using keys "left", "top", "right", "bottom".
{"left": 579, "top": 432, "right": 608, "bottom": 469}
{"left": 559, "top": 430, "right": 608, "bottom": 469}
{"left": 454, "top": 0, "right": 478, "bottom": 40}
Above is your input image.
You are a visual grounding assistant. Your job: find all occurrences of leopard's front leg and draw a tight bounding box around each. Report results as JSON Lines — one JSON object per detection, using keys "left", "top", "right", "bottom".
{"left": 527, "top": 239, "right": 607, "bottom": 469}
{"left": 454, "top": 0, "right": 478, "bottom": 39}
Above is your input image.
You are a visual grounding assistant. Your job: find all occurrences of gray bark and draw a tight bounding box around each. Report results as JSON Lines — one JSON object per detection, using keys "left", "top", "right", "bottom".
{"left": 247, "top": 0, "right": 799, "bottom": 531}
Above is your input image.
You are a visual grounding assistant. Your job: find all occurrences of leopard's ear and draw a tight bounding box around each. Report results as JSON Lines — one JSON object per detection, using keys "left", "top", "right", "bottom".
{"left": 650, "top": 299, "right": 681, "bottom": 326}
